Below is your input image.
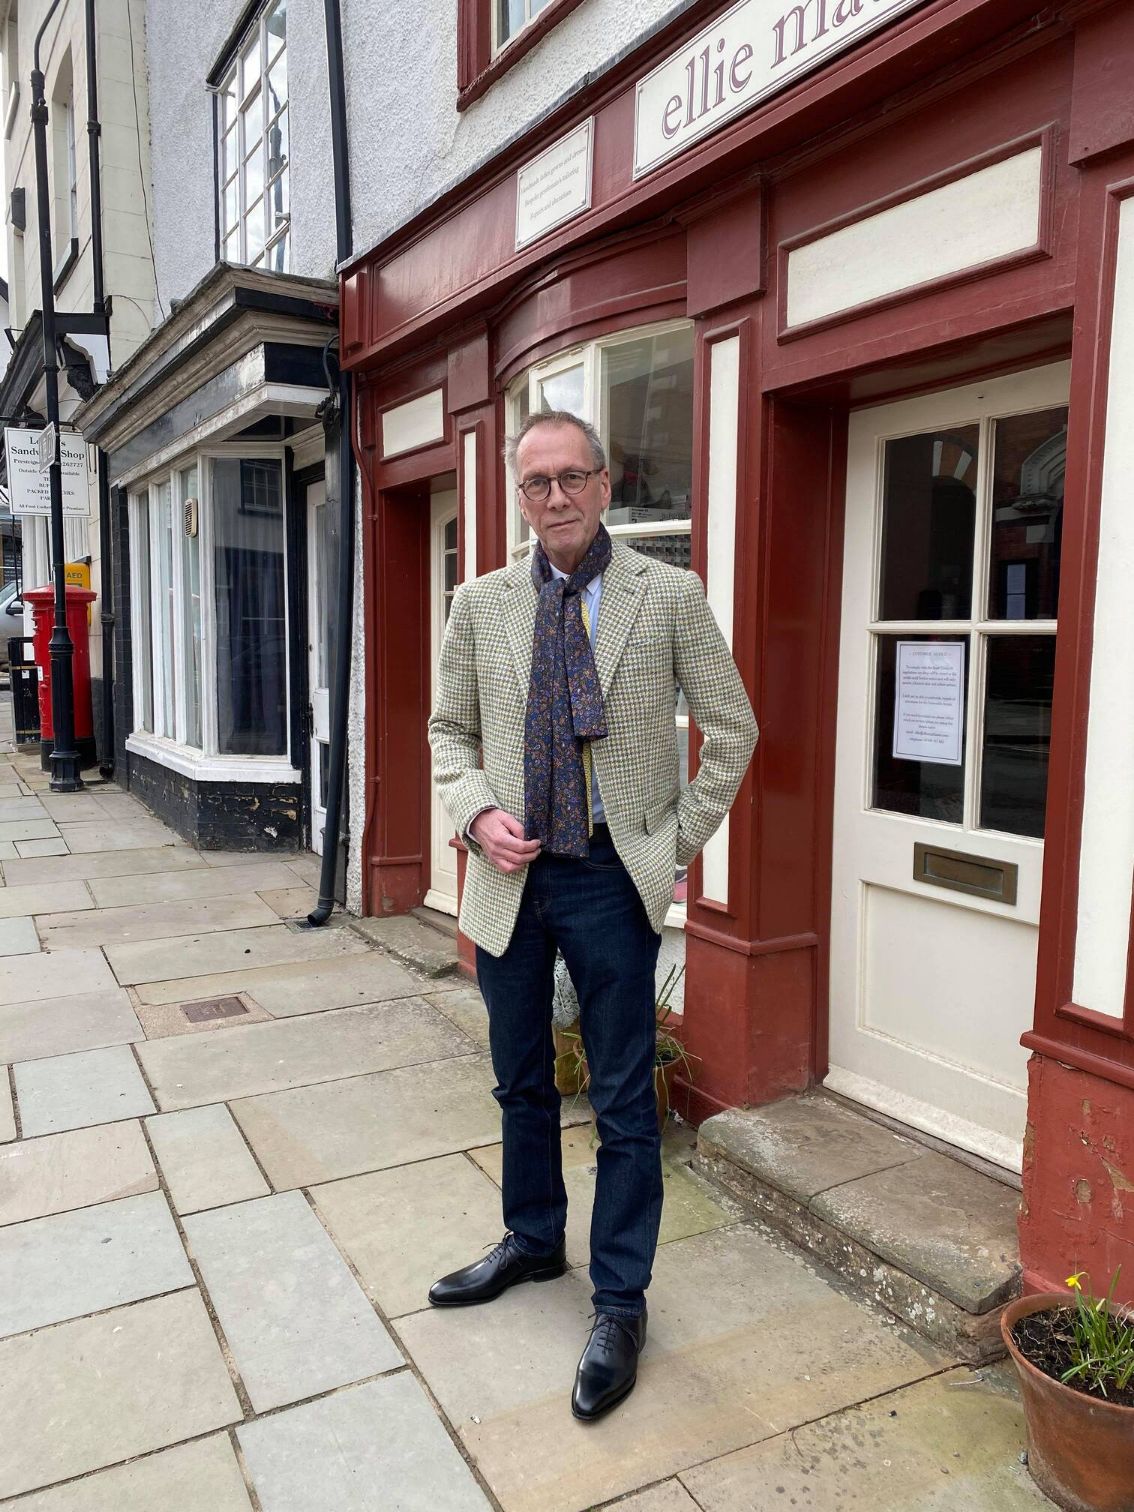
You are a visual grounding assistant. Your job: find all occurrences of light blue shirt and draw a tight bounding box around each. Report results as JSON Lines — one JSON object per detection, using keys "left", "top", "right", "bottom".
{"left": 551, "top": 565, "right": 605, "bottom": 823}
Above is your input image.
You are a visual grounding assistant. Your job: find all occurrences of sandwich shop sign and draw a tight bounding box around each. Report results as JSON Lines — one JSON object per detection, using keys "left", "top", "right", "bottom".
{"left": 634, "top": 0, "right": 925, "bottom": 178}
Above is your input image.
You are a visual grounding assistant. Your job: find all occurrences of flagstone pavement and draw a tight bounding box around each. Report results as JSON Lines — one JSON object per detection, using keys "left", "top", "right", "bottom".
{"left": 0, "top": 719, "right": 1052, "bottom": 1508}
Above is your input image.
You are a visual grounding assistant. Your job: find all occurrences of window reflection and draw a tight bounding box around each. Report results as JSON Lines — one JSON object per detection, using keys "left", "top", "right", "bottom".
{"left": 987, "top": 407, "right": 1066, "bottom": 621}
{"left": 603, "top": 327, "right": 694, "bottom": 527}
{"left": 980, "top": 636, "right": 1055, "bottom": 837}
{"left": 878, "top": 428, "right": 979, "bottom": 621}
{"left": 873, "top": 634, "right": 968, "bottom": 823}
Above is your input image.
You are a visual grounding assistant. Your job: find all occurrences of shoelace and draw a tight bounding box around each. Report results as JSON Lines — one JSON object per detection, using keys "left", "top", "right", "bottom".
{"left": 483, "top": 1233, "right": 519, "bottom": 1265}
{"left": 588, "top": 1312, "right": 631, "bottom": 1355}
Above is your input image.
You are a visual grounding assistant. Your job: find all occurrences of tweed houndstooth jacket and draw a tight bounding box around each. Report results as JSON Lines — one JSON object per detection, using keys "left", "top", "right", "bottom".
{"left": 428, "top": 541, "right": 759, "bottom": 957}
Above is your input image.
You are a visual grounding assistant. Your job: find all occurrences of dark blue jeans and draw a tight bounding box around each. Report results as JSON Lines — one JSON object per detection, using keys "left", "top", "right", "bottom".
{"left": 475, "top": 827, "right": 663, "bottom": 1318}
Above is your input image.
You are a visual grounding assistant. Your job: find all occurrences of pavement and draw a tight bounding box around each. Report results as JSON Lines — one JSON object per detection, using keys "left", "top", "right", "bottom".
{"left": 0, "top": 717, "right": 1054, "bottom": 1507}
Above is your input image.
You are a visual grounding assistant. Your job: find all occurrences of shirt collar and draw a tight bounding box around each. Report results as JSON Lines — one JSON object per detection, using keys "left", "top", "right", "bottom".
{"left": 549, "top": 562, "right": 600, "bottom": 593}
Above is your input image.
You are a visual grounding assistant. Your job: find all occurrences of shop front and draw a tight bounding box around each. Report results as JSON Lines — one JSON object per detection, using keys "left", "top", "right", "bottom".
{"left": 341, "top": 0, "right": 1134, "bottom": 1295}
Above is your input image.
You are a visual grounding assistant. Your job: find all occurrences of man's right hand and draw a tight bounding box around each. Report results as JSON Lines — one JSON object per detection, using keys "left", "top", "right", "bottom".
{"left": 469, "top": 809, "right": 541, "bottom": 874}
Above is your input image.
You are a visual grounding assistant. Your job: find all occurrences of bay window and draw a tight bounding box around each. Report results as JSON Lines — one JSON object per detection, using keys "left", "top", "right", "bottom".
{"left": 128, "top": 448, "right": 294, "bottom": 776}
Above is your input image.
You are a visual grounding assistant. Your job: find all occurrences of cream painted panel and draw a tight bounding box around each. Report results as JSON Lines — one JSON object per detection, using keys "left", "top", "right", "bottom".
{"left": 786, "top": 146, "right": 1043, "bottom": 328}
{"left": 1073, "top": 195, "right": 1134, "bottom": 1020}
{"left": 462, "top": 430, "right": 477, "bottom": 584}
{"left": 701, "top": 335, "right": 740, "bottom": 907}
{"left": 380, "top": 390, "right": 445, "bottom": 459}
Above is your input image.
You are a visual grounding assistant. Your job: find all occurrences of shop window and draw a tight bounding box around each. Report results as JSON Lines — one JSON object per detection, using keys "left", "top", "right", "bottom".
{"left": 128, "top": 450, "right": 290, "bottom": 766}
{"left": 215, "top": 0, "right": 289, "bottom": 272}
{"left": 506, "top": 320, "right": 695, "bottom": 913}
{"left": 869, "top": 405, "right": 1065, "bottom": 839}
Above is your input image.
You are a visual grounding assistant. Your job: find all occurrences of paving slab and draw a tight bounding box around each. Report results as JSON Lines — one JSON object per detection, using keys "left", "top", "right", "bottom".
{"left": 0, "top": 799, "right": 47, "bottom": 820}
{"left": 0, "top": 881, "right": 92, "bottom": 918}
{"left": 698, "top": 1098, "right": 924, "bottom": 1205}
{"left": 231, "top": 1052, "right": 502, "bottom": 1189}
{"left": 146, "top": 1104, "right": 270, "bottom": 1214}
{"left": 0, "top": 988, "right": 143, "bottom": 1062}
{"left": 312, "top": 1153, "right": 504, "bottom": 1319}
{"left": 0, "top": 818, "right": 59, "bottom": 844}
{"left": 0, "top": 1077, "right": 13, "bottom": 1143}
{"left": 601, "top": 1484, "right": 700, "bottom": 1512}
{"left": 811, "top": 1151, "right": 1022, "bottom": 1314}
{"left": 134, "top": 993, "right": 275, "bottom": 1039}
{"left": 88, "top": 860, "right": 304, "bottom": 908}
{"left": 257, "top": 885, "right": 318, "bottom": 918}
{"left": 280, "top": 853, "right": 321, "bottom": 883}
{"left": 0, "top": 783, "right": 24, "bottom": 800}
{"left": 237, "top": 1374, "right": 492, "bottom": 1512}
{"left": 348, "top": 913, "right": 459, "bottom": 977}
{"left": 37, "top": 893, "right": 281, "bottom": 950}
{"left": 106, "top": 922, "right": 369, "bottom": 986}
{"left": 1, "top": 846, "right": 207, "bottom": 886}
{"left": 13, "top": 838, "right": 68, "bottom": 858}
{"left": 200, "top": 849, "right": 301, "bottom": 867}
{"left": 55, "top": 820, "right": 179, "bottom": 853}
{"left": 0, "top": 1190, "right": 193, "bottom": 1338}
{"left": 0, "top": 1121, "right": 156, "bottom": 1226}
{"left": 0, "top": 918, "right": 39, "bottom": 956}
{"left": 134, "top": 948, "right": 423, "bottom": 1012}
{"left": 425, "top": 984, "right": 491, "bottom": 1050}
{"left": 0, "top": 842, "right": 18, "bottom": 861}
{"left": 679, "top": 1367, "right": 1048, "bottom": 1510}
{"left": 0, "top": 947, "right": 116, "bottom": 1005}
{"left": 88, "top": 792, "right": 159, "bottom": 820}
{"left": 399, "top": 1223, "right": 944, "bottom": 1512}
{"left": 183, "top": 1189, "right": 402, "bottom": 1412}
{"left": 139, "top": 998, "right": 473, "bottom": 1109}
{"left": 0, "top": 1290, "right": 241, "bottom": 1499}
{"left": 5, "top": 1434, "right": 254, "bottom": 1512}
{"left": 37, "top": 796, "right": 107, "bottom": 822}
{"left": 16, "top": 1045, "right": 156, "bottom": 1135}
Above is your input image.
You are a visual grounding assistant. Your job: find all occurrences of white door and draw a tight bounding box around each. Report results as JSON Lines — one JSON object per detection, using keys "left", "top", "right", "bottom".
{"left": 425, "top": 492, "right": 459, "bottom": 915}
{"left": 306, "top": 480, "right": 332, "bottom": 856}
{"left": 829, "top": 363, "right": 1069, "bottom": 1171}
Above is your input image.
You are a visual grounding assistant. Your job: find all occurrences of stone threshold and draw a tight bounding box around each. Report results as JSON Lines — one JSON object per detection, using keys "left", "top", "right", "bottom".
{"left": 346, "top": 912, "right": 460, "bottom": 979}
{"left": 694, "top": 1093, "right": 1022, "bottom": 1366}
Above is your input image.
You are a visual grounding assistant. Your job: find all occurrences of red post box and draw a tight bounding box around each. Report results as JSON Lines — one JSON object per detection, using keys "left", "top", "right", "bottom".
{"left": 25, "top": 585, "right": 97, "bottom": 760}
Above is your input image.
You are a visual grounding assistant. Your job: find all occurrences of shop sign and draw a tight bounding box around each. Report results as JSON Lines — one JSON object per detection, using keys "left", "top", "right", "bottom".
{"left": 634, "top": 0, "right": 925, "bottom": 179}
{"left": 516, "top": 118, "right": 594, "bottom": 250}
{"left": 893, "top": 640, "right": 965, "bottom": 766}
{"left": 4, "top": 427, "right": 92, "bottom": 516}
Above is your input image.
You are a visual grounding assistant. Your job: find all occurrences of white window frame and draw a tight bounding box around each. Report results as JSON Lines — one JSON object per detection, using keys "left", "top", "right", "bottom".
{"left": 126, "top": 441, "right": 300, "bottom": 783}
{"left": 216, "top": 0, "right": 289, "bottom": 272}
{"left": 505, "top": 319, "right": 695, "bottom": 925}
{"left": 492, "top": 0, "right": 551, "bottom": 56}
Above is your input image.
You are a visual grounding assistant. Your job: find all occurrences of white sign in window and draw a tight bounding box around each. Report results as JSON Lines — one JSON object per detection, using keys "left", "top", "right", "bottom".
{"left": 515, "top": 119, "right": 593, "bottom": 251}
{"left": 893, "top": 640, "right": 965, "bottom": 766}
{"left": 634, "top": 0, "right": 924, "bottom": 179}
{"left": 4, "top": 427, "right": 92, "bottom": 516}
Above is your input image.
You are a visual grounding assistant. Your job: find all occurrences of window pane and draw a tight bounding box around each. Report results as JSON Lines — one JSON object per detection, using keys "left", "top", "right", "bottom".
{"left": 267, "top": 48, "right": 287, "bottom": 119}
{"left": 244, "top": 141, "right": 265, "bottom": 207}
{"left": 243, "top": 85, "right": 263, "bottom": 150}
{"left": 267, "top": 107, "right": 288, "bottom": 185}
{"left": 224, "top": 226, "right": 241, "bottom": 263}
{"left": 266, "top": 0, "right": 287, "bottom": 56}
{"left": 220, "top": 73, "right": 238, "bottom": 132}
{"left": 212, "top": 458, "right": 288, "bottom": 757}
{"left": 873, "top": 634, "right": 968, "bottom": 822}
{"left": 240, "top": 34, "right": 260, "bottom": 98}
{"left": 513, "top": 381, "right": 530, "bottom": 546}
{"left": 133, "top": 502, "right": 153, "bottom": 733}
{"left": 179, "top": 465, "right": 202, "bottom": 750}
{"left": 265, "top": 232, "right": 288, "bottom": 273}
{"left": 980, "top": 636, "right": 1055, "bottom": 838}
{"left": 497, "top": 0, "right": 525, "bottom": 43}
{"left": 987, "top": 407, "right": 1066, "bottom": 622}
{"left": 538, "top": 363, "right": 584, "bottom": 417}
{"left": 221, "top": 126, "right": 238, "bottom": 183}
{"left": 156, "top": 481, "right": 176, "bottom": 740}
{"left": 623, "top": 532, "right": 692, "bottom": 571}
{"left": 878, "top": 427, "right": 979, "bottom": 621}
{"left": 604, "top": 327, "right": 694, "bottom": 526}
{"left": 222, "top": 176, "right": 238, "bottom": 234}
{"left": 244, "top": 197, "right": 266, "bottom": 261}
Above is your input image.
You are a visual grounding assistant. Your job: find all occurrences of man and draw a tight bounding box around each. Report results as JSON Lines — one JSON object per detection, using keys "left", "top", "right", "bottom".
{"left": 427, "top": 410, "right": 757, "bottom": 1421}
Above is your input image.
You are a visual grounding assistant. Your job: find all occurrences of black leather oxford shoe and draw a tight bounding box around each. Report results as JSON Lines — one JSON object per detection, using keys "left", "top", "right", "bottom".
{"left": 571, "top": 1308, "right": 648, "bottom": 1421}
{"left": 428, "top": 1232, "right": 567, "bottom": 1307}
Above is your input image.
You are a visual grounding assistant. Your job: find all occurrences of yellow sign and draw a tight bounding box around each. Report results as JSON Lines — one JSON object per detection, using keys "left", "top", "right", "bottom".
{"left": 64, "top": 562, "right": 93, "bottom": 624}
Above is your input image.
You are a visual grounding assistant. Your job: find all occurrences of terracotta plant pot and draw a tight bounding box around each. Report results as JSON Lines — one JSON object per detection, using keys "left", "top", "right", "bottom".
{"left": 1001, "top": 1292, "right": 1134, "bottom": 1512}
{"left": 553, "top": 1025, "right": 586, "bottom": 1096}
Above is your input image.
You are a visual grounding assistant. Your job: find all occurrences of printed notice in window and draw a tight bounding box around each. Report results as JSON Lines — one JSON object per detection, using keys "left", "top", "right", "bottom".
{"left": 893, "top": 640, "right": 965, "bottom": 766}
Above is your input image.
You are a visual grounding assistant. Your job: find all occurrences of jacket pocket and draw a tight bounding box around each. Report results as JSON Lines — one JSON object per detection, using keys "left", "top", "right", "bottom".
{"left": 644, "top": 796, "right": 677, "bottom": 836}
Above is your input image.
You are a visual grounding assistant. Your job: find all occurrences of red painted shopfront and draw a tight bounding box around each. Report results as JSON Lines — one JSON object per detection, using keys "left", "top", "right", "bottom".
{"left": 340, "top": 0, "right": 1134, "bottom": 1298}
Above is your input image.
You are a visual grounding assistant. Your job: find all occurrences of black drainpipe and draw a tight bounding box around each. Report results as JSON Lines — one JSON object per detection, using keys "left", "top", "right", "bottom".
{"left": 308, "top": 0, "right": 354, "bottom": 925}
{"left": 85, "top": 0, "right": 114, "bottom": 776}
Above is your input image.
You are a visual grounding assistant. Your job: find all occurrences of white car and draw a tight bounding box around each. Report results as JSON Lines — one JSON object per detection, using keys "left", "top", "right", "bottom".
{"left": 0, "top": 581, "right": 23, "bottom": 672}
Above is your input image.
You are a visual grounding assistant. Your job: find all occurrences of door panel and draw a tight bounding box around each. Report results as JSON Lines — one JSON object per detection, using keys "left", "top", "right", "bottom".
{"left": 828, "top": 363, "right": 1069, "bottom": 1172}
{"left": 426, "top": 492, "right": 459, "bottom": 915}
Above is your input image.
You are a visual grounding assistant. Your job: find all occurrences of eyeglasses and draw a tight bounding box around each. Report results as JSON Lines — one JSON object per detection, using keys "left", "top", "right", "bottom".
{"left": 516, "top": 469, "right": 601, "bottom": 503}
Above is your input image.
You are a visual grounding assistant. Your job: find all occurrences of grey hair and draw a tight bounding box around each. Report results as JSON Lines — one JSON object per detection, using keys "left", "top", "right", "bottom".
{"left": 503, "top": 410, "right": 606, "bottom": 475}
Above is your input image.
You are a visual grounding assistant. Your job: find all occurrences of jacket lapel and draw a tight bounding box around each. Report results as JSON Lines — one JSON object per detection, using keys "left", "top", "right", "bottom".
{"left": 501, "top": 559, "right": 538, "bottom": 695}
{"left": 594, "top": 544, "right": 648, "bottom": 696}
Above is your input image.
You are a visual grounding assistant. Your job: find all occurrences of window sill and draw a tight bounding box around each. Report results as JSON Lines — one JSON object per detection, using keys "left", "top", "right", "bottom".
{"left": 126, "top": 731, "right": 301, "bottom": 785}
{"left": 52, "top": 237, "right": 79, "bottom": 295}
{"left": 457, "top": 0, "right": 587, "bottom": 112}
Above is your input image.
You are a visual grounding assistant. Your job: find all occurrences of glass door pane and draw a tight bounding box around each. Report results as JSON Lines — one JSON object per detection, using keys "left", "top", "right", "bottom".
{"left": 873, "top": 634, "right": 969, "bottom": 822}
{"left": 878, "top": 426, "right": 979, "bottom": 620}
{"left": 987, "top": 407, "right": 1066, "bottom": 621}
{"left": 979, "top": 635, "right": 1056, "bottom": 838}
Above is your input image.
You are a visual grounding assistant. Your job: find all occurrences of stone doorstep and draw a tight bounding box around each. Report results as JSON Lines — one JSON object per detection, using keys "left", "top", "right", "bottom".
{"left": 346, "top": 914, "right": 460, "bottom": 979}
{"left": 694, "top": 1096, "right": 1022, "bottom": 1367}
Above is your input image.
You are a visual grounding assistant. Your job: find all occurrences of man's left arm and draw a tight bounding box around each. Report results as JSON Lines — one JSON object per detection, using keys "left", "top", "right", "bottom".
{"left": 672, "top": 570, "right": 759, "bottom": 866}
